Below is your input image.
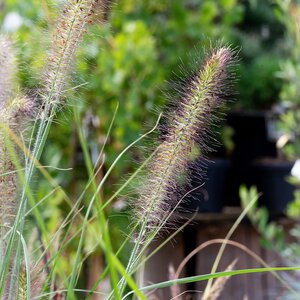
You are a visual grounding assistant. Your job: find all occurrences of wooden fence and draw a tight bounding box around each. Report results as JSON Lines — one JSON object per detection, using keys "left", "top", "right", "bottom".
{"left": 143, "top": 210, "right": 293, "bottom": 300}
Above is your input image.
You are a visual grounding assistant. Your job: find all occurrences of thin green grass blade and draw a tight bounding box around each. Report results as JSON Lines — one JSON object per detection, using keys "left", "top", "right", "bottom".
{"left": 86, "top": 219, "right": 140, "bottom": 300}
{"left": 109, "top": 254, "right": 147, "bottom": 300}
{"left": 203, "top": 191, "right": 260, "bottom": 296}
{"left": 72, "top": 113, "right": 162, "bottom": 299}
{"left": 19, "top": 230, "right": 31, "bottom": 300}
{"left": 122, "top": 266, "right": 300, "bottom": 299}
{"left": 68, "top": 106, "right": 121, "bottom": 300}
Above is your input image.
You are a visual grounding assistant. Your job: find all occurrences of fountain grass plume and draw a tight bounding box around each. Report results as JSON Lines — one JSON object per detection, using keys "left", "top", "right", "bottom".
{"left": 134, "top": 46, "right": 237, "bottom": 240}
{"left": 0, "top": 87, "right": 37, "bottom": 300}
{"left": 29, "top": 0, "right": 102, "bottom": 182}
{"left": 42, "top": 0, "right": 102, "bottom": 111}
{"left": 0, "top": 1, "right": 104, "bottom": 298}
{"left": 0, "top": 96, "right": 36, "bottom": 233}
{"left": 0, "top": 35, "right": 35, "bottom": 228}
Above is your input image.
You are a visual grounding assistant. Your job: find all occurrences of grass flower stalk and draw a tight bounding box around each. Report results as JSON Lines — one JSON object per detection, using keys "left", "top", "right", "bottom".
{"left": 42, "top": 0, "right": 100, "bottom": 109}
{"left": 116, "top": 46, "right": 236, "bottom": 297}
{"left": 0, "top": 96, "right": 35, "bottom": 228}
{"left": 0, "top": 96, "right": 36, "bottom": 299}
{"left": 136, "top": 46, "right": 236, "bottom": 243}
{"left": 29, "top": 0, "right": 101, "bottom": 172}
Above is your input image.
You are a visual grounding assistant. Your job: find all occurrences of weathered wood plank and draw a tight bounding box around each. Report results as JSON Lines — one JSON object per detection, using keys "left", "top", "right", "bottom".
{"left": 142, "top": 232, "right": 186, "bottom": 300}
{"left": 194, "top": 222, "right": 280, "bottom": 300}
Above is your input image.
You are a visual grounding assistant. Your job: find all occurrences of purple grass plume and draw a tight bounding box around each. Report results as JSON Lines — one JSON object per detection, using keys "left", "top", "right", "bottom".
{"left": 134, "top": 46, "right": 237, "bottom": 240}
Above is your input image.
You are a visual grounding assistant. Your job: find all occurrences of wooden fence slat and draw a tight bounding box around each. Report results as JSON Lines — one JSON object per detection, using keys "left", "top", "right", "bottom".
{"left": 142, "top": 232, "right": 185, "bottom": 300}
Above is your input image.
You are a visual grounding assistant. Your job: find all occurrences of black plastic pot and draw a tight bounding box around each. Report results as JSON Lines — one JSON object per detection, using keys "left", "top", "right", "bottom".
{"left": 253, "top": 159, "right": 295, "bottom": 215}
{"left": 182, "top": 158, "right": 230, "bottom": 213}
{"left": 225, "top": 111, "right": 277, "bottom": 206}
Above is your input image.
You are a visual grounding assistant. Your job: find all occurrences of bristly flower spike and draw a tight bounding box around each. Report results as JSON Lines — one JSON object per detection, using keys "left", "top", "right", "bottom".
{"left": 42, "top": 0, "right": 102, "bottom": 109}
{"left": 0, "top": 35, "right": 35, "bottom": 228}
{"left": 135, "top": 47, "right": 237, "bottom": 240}
{"left": 0, "top": 95, "right": 36, "bottom": 227}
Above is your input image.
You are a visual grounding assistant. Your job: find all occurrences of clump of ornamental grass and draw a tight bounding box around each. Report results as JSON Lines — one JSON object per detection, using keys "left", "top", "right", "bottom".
{"left": 0, "top": 36, "right": 37, "bottom": 300}
{"left": 0, "top": 36, "right": 35, "bottom": 229}
{"left": 0, "top": 1, "right": 102, "bottom": 299}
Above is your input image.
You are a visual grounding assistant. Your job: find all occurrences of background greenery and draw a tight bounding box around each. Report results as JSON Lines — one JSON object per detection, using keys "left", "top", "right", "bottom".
{"left": 1, "top": 0, "right": 286, "bottom": 177}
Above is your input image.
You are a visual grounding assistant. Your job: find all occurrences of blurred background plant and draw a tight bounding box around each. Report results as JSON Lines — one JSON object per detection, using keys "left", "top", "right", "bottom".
{"left": 237, "top": 1, "right": 284, "bottom": 110}
{"left": 274, "top": 0, "right": 300, "bottom": 160}
{"left": 237, "top": 3, "right": 300, "bottom": 293}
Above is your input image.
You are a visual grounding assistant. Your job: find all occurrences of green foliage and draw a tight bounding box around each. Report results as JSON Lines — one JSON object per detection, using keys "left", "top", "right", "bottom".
{"left": 241, "top": 184, "right": 300, "bottom": 298}
{"left": 275, "top": 0, "right": 300, "bottom": 159}
{"left": 240, "top": 185, "right": 285, "bottom": 251}
{"left": 237, "top": 54, "right": 281, "bottom": 109}
{"left": 278, "top": 110, "right": 300, "bottom": 159}
{"left": 234, "top": 1, "right": 284, "bottom": 109}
